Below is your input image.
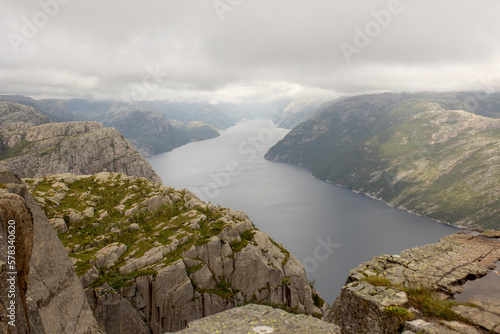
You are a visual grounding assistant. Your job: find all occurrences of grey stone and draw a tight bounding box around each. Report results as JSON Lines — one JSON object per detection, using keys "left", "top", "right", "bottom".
{"left": 50, "top": 217, "right": 68, "bottom": 233}
{"left": 176, "top": 304, "right": 341, "bottom": 334}
{"left": 0, "top": 170, "right": 104, "bottom": 333}
{"left": 94, "top": 242, "right": 127, "bottom": 269}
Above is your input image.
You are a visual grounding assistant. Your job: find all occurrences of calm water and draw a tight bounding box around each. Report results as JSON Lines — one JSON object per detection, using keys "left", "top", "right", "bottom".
{"left": 148, "top": 119, "right": 460, "bottom": 303}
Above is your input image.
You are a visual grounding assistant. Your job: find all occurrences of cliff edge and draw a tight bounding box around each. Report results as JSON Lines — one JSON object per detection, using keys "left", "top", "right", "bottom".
{"left": 0, "top": 170, "right": 104, "bottom": 333}
{"left": 331, "top": 231, "right": 500, "bottom": 334}
{"left": 24, "top": 172, "right": 330, "bottom": 333}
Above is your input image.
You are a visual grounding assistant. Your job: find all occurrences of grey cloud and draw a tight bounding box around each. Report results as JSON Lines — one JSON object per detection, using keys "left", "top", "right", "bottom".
{"left": 0, "top": 0, "right": 499, "bottom": 102}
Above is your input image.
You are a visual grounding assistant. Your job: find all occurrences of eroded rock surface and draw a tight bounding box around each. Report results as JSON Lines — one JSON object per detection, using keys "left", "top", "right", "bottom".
{"left": 0, "top": 170, "right": 104, "bottom": 333}
{"left": 175, "top": 304, "right": 340, "bottom": 334}
{"left": 0, "top": 100, "right": 161, "bottom": 183}
{"left": 332, "top": 231, "right": 500, "bottom": 334}
{"left": 25, "top": 172, "right": 329, "bottom": 333}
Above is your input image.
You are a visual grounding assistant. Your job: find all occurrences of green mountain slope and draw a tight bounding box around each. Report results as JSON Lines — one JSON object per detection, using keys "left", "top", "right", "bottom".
{"left": 265, "top": 93, "right": 500, "bottom": 229}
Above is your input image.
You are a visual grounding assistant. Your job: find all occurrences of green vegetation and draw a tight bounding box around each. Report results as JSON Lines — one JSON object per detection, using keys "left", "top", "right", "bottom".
{"left": 91, "top": 268, "right": 157, "bottom": 290}
{"left": 269, "top": 238, "right": 290, "bottom": 266}
{"left": 196, "top": 280, "right": 234, "bottom": 300}
{"left": 312, "top": 292, "right": 325, "bottom": 308}
{"left": 403, "top": 286, "right": 475, "bottom": 321}
{"left": 384, "top": 305, "right": 415, "bottom": 324}
{"left": 186, "top": 263, "right": 204, "bottom": 275}
{"left": 362, "top": 275, "right": 393, "bottom": 287}
{"left": 24, "top": 173, "right": 236, "bottom": 292}
{"left": 0, "top": 139, "right": 31, "bottom": 160}
{"left": 266, "top": 94, "right": 500, "bottom": 229}
{"left": 230, "top": 229, "right": 256, "bottom": 252}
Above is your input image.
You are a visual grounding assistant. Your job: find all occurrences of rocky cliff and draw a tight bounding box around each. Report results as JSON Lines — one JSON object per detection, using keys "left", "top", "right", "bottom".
{"left": 266, "top": 92, "right": 500, "bottom": 229}
{"left": 0, "top": 108, "right": 161, "bottom": 183}
{"left": 0, "top": 170, "right": 104, "bottom": 333}
{"left": 331, "top": 230, "right": 500, "bottom": 334}
{"left": 0, "top": 95, "right": 76, "bottom": 122}
{"left": 0, "top": 99, "right": 53, "bottom": 157}
{"left": 24, "top": 172, "right": 329, "bottom": 333}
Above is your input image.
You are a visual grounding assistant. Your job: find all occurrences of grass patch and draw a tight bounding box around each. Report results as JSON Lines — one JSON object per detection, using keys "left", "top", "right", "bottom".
{"left": 230, "top": 230, "right": 256, "bottom": 252}
{"left": 269, "top": 238, "right": 290, "bottom": 266}
{"left": 186, "top": 263, "right": 204, "bottom": 275}
{"left": 91, "top": 268, "right": 158, "bottom": 290}
{"left": 312, "top": 292, "right": 325, "bottom": 308}
{"left": 362, "top": 275, "right": 393, "bottom": 287}
{"left": 404, "top": 286, "right": 469, "bottom": 321}
{"left": 384, "top": 305, "right": 415, "bottom": 325}
{"left": 196, "top": 280, "right": 234, "bottom": 300}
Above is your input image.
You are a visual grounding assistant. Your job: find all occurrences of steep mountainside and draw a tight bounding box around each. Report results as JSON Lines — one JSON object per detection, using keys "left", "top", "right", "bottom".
{"left": 266, "top": 93, "right": 500, "bottom": 229}
{"left": 271, "top": 98, "right": 323, "bottom": 129}
{"left": 1, "top": 95, "right": 76, "bottom": 122}
{"left": 102, "top": 103, "right": 220, "bottom": 157}
{"left": 24, "top": 172, "right": 330, "bottom": 333}
{"left": 0, "top": 170, "right": 104, "bottom": 333}
{"left": 0, "top": 115, "right": 161, "bottom": 183}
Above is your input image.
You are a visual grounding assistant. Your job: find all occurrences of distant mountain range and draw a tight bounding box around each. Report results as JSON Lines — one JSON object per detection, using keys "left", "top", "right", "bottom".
{"left": 101, "top": 103, "right": 220, "bottom": 157}
{"left": 2, "top": 96, "right": 238, "bottom": 157}
{"left": 1, "top": 95, "right": 76, "bottom": 122}
{"left": 266, "top": 92, "right": 500, "bottom": 229}
{"left": 0, "top": 99, "right": 161, "bottom": 182}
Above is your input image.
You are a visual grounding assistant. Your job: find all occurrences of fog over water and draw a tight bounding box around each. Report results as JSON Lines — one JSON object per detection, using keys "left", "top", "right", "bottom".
{"left": 149, "top": 119, "right": 460, "bottom": 303}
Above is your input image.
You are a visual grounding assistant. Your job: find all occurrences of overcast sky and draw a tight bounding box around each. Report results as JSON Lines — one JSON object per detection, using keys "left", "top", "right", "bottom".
{"left": 1, "top": 0, "right": 499, "bottom": 104}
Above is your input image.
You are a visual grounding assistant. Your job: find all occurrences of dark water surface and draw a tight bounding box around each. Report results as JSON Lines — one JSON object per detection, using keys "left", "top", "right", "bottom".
{"left": 148, "top": 119, "right": 460, "bottom": 303}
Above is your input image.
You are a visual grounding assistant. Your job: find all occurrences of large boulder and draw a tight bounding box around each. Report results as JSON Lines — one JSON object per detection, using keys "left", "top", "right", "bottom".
{"left": 0, "top": 170, "right": 104, "bottom": 333}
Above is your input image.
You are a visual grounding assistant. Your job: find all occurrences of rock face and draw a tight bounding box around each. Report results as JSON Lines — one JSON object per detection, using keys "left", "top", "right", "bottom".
{"left": 0, "top": 170, "right": 103, "bottom": 333}
{"left": 0, "top": 112, "right": 161, "bottom": 183}
{"left": 176, "top": 304, "right": 341, "bottom": 333}
{"left": 331, "top": 231, "right": 500, "bottom": 334}
{"left": 0, "top": 95, "right": 76, "bottom": 122}
{"left": 265, "top": 92, "right": 500, "bottom": 229}
{"left": 25, "top": 172, "right": 329, "bottom": 333}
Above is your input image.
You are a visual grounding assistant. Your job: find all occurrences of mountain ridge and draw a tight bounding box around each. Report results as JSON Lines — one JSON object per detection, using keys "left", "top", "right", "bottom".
{"left": 265, "top": 92, "right": 500, "bottom": 229}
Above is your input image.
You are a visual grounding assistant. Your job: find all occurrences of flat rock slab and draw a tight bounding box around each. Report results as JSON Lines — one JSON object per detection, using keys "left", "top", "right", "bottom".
{"left": 175, "top": 304, "right": 340, "bottom": 334}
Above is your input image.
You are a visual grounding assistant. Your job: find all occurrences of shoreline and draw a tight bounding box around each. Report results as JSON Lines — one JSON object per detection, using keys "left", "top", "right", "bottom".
{"left": 265, "top": 156, "right": 466, "bottom": 231}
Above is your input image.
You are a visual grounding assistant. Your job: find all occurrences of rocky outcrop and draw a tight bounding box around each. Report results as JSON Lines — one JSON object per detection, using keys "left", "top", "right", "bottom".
{"left": 0, "top": 192, "right": 34, "bottom": 333}
{"left": 176, "top": 304, "right": 341, "bottom": 333}
{"left": 331, "top": 231, "right": 500, "bottom": 334}
{"left": 1, "top": 95, "right": 75, "bottom": 122}
{"left": 0, "top": 170, "right": 103, "bottom": 333}
{"left": 0, "top": 99, "right": 52, "bottom": 155}
{"left": 0, "top": 120, "right": 161, "bottom": 183}
{"left": 25, "top": 172, "right": 329, "bottom": 333}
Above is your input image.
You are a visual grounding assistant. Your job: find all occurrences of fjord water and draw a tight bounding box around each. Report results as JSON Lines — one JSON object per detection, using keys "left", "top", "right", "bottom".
{"left": 148, "top": 119, "right": 460, "bottom": 303}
